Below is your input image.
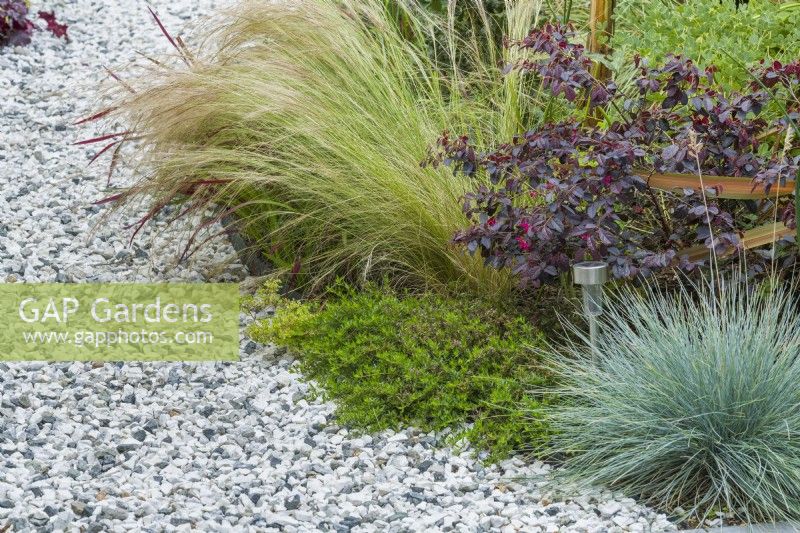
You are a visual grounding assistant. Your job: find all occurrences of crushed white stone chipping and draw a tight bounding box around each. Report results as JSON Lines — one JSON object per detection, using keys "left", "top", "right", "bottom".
{"left": 0, "top": 1, "right": 676, "bottom": 531}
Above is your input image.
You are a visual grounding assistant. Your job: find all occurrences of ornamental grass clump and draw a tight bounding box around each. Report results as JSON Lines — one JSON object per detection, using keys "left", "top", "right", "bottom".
{"left": 86, "top": 0, "right": 546, "bottom": 296}
{"left": 544, "top": 278, "right": 800, "bottom": 522}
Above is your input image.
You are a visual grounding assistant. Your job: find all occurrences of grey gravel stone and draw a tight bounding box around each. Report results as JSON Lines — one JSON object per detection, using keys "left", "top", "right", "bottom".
{"left": 116, "top": 441, "right": 140, "bottom": 453}
{"left": 70, "top": 501, "right": 89, "bottom": 517}
{"left": 28, "top": 510, "right": 49, "bottom": 527}
{"left": 285, "top": 494, "right": 302, "bottom": 510}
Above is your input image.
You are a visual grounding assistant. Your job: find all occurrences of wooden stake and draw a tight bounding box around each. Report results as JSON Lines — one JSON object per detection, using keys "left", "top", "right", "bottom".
{"left": 588, "top": 0, "right": 616, "bottom": 83}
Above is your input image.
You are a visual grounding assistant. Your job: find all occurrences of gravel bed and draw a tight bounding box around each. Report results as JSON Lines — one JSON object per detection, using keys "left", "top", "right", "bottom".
{"left": 0, "top": 1, "right": 676, "bottom": 531}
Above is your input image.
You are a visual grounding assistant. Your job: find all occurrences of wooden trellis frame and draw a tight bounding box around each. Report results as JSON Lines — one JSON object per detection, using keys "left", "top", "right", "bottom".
{"left": 646, "top": 171, "right": 794, "bottom": 260}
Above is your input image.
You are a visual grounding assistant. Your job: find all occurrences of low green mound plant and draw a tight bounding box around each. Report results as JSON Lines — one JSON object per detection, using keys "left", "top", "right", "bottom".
{"left": 248, "top": 280, "right": 552, "bottom": 461}
{"left": 543, "top": 277, "right": 800, "bottom": 522}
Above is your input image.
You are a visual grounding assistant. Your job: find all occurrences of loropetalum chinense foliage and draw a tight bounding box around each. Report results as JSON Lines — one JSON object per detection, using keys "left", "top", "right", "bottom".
{"left": 0, "top": 1, "right": 68, "bottom": 47}
{"left": 431, "top": 24, "right": 800, "bottom": 287}
{"left": 0, "top": 0, "right": 34, "bottom": 45}
{"left": 37, "top": 10, "right": 68, "bottom": 40}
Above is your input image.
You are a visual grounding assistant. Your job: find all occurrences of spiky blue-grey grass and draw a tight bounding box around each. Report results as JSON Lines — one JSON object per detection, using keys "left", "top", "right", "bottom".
{"left": 544, "top": 278, "right": 800, "bottom": 523}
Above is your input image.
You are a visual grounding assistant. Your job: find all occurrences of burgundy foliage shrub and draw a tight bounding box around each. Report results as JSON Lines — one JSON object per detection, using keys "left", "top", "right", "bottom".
{"left": 38, "top": 10, "right": 67, "bottom": 40}
{"left": 431, "top": 24, "right": 800, "bottom": 287}
{"left": 1, "top": 2, "right": 67, "bottom": 46}
{"left": 0, "top": 0, "right": 34, "bottom": 45}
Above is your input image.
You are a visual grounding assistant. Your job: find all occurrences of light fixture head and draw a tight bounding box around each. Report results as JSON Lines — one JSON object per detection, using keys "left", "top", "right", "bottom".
{"left": 572, "top": 261, "right": 608, "bottom": 286}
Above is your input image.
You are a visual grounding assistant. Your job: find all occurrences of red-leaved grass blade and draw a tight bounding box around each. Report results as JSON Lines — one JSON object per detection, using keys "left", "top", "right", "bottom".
{"left": 288, "top": 257, "right": 302, "bottom": 289}
{"left": 179, "top": 202, "right": 260, "bottom": 262}
{"left": 73, "top": 108, "right": 116, "bottom": 126}
{"left": 170, "top": 202, "right": 204, "bottom": 225}
{"left": 107, "top": 142, "right": 124, "bottom": 187}
{"left": 93, "top": 193, "right": 126, "bottom": 206}
{"left": 126, "top": 199, "right": 171, "bottom": 246}
{"left": 74, "top": 132, "right": 129, "bottom": 146}
{"left": 104, "top": 67, "right": 136, "bottom": 94}
{"left": 87, "top": 140, "right": 123, "bottom": 167}
{"left": 147, "top": 6, "right": 179, "bottom": 51}
{"left": 168, "top": 180, "right": 234, "bottom": 221}
{"left": 135, "top": 51, "right": 167, "bottom": 68}
{"left": 175, "top": 36, "right": 196, "bottom": 65}
{"left": 147, "top": 6, "right": 190, "bottom": 66}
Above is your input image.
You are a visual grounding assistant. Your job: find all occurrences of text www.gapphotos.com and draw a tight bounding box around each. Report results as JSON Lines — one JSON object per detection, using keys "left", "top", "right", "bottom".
{"left": 22, "top": 329, "right": 215, "bottom": 348}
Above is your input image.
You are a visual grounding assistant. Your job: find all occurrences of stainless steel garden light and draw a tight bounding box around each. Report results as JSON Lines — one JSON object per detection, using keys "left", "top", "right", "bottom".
{"left": 572, "top": 261, "right": 608, "bottom": 353}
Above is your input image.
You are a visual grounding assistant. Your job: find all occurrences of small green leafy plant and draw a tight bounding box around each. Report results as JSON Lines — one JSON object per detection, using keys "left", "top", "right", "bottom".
{"left": 614, "top": 0, "right": 800, "bottom": 91}
{"left": 543, "top": 277, "right": 800, "bottom": 522}
{"left": 249, "top": 281, "right": 552, "bottom": 461}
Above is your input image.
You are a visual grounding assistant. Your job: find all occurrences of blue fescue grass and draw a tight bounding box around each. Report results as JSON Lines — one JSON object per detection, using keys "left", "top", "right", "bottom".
{"left": 541, "top": 277, "right": 800, "bottom": 523}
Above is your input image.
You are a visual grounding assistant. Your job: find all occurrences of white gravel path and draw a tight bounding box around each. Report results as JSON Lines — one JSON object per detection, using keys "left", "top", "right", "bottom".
{"left": 0, "top": 1, "right": 677, "bottom": 531}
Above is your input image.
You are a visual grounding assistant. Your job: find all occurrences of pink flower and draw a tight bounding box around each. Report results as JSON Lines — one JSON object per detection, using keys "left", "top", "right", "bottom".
{"left": 487, "top": 217, "right": 497, "bottom": 227}
{"left": 516, "top": 236, "right": 531, "bottom": 251}
{"left": 602, "top": 174, "right": 613, "bottom": 186}
{"left": 518, "top": 220, "right": 530, "bottom": 233}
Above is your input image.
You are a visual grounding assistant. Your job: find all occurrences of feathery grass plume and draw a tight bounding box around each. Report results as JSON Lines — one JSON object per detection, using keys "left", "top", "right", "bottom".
{"left": 91, "top": 0, "right": 546, "bottom": 295}
{"left": 542, "top": 276, "right": 800, "bottom": 522}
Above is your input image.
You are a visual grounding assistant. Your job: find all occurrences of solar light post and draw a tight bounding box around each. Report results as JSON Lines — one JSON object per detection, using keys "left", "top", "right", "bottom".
{"left": 572, "top": 261, "right": 608, "bottom": 355}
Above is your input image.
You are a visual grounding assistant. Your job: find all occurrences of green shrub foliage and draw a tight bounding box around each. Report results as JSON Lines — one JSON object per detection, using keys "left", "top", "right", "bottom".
{"left": 544, "top": 278, "right": 800, "bottom": 522}
{"left": 614, "top": 0, "right": 800, "bottom": 90}
{"left": 249, "top": 282, "right": 552, "bottom": 461}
